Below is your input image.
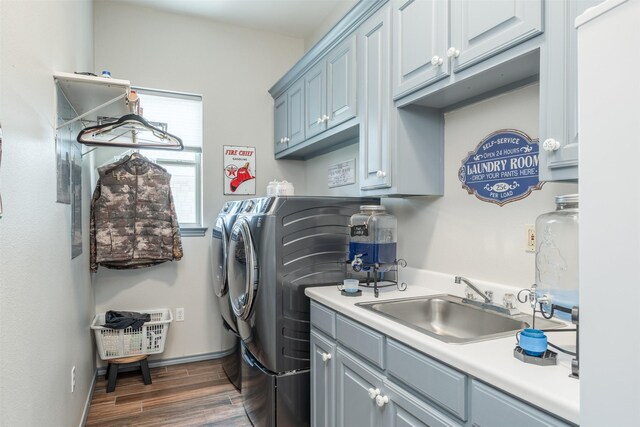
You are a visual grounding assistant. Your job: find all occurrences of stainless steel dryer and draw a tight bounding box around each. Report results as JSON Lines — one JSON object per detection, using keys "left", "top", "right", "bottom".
{"left": 227, "top": 196, "right": 377, "bottom": 427}
{"left": 211, "top": 199, "right": 245, "bottom": 391}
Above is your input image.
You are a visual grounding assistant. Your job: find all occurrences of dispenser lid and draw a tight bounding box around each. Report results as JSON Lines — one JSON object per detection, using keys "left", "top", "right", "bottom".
{"left": 555, "top": 194, "right": 579, "bottom": 204}
{"left": 360, "top": 205, "right": 385, "bottom": 212}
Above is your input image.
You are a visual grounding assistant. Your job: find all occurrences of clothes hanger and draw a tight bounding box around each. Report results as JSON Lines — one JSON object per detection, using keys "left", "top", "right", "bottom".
{"left": 77, "top": 113, "right": 184, "bottom": 151}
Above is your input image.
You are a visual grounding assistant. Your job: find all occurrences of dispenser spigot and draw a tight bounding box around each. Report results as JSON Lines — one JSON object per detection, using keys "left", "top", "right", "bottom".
{"left": 351, "top": 254, "right": 363, "bottom": 272}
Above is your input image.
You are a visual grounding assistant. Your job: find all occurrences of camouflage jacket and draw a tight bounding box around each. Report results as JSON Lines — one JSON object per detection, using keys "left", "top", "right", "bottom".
{"left": 90, "top": 154, "right": 183, "bottom": 272}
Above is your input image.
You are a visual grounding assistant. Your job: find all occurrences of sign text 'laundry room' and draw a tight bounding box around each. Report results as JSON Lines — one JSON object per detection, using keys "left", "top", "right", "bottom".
{"left": 458, "top": 130, "right": 544, "bottom": 206}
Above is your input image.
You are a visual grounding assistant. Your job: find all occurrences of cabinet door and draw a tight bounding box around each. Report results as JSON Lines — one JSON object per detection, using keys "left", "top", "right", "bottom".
{"left": 392, "top": 0, "right": 449, "bottom": 99}
{"left": 274, "top": 94, "right": 288, "bottom": 153}
{"left": 305, "top": 61, "right": 327, "bottom": 139}
{"left": 471, "top": 380, "right": 571, "bottom": 427}
{"left": 336, "top": 348, "right": 384, "bottom": 427}
{"left": 384, "top": 380, "right": 463, "bottom": 427}
{"left": 311, "top": 330, "right": 336, "bottom": 427}
{"left": 539, "top": 0, "right": 600, "bottom": 181}
{"left": 449, "top": 0, "right": 543, "bottom": 72}
{"left": 287, "top": 79, "right": 305, "bottom": 148}
{"left": 358, "top": 4, "right": 392, "bottom": 191}
{"left": 327, "top": 35, "right": 357, "bottom": 129}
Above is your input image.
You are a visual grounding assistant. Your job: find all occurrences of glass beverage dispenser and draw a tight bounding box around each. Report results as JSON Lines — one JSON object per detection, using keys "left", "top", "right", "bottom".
{"left": 349, "top": 205, "right": 397, "bottom": 272}
{"left": 535, "top": 194, "right": 579, "bottom": 320}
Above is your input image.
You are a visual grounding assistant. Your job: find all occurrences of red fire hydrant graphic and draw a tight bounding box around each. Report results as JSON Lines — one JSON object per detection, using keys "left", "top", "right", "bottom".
{"left": 229, "top": 162, "right": 254, "bottom": 192}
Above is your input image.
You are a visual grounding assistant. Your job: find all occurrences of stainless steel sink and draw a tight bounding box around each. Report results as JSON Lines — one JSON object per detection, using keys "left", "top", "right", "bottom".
{"left": 356, "top": 294, "right": 563, "bottom": 344}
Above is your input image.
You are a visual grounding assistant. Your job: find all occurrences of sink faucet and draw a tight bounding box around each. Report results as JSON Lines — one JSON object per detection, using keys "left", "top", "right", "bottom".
{"left": 454, "top": 276, "right": 519, "bottom": 316}
{"left": 455, "top": 276, "right": 491, "bottom": 303}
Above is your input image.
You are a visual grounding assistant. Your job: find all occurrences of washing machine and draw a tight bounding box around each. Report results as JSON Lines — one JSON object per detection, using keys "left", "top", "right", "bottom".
{"left": 211, "top": 199, "right": 245, "bottom": 391}
{"left": 227, "top": 196, "right": 377, "bottom": 427}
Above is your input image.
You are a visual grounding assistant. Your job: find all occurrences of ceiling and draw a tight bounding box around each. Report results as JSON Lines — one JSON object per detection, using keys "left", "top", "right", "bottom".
{"left": 112, "top": 0, "right": 358, "bottom": 39}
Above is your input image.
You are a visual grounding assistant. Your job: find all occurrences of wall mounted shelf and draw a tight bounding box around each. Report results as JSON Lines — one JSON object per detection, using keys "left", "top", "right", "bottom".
{"left": 54, "top": 71, "right": 130, "bottom": 130}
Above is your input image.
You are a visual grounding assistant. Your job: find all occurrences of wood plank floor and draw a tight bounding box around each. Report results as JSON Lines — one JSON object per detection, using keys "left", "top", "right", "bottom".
{"left": 86, "top": 359, "right": 252, "bottom": 427}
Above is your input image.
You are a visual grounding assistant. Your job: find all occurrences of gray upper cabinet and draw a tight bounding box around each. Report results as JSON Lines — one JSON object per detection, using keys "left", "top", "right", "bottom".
{"left": 358, "top": 4, "right": 393, "bottom": 191}
{"left": 306, "top": 35, "right": 358, "bottom": 140}
{"left": 274, "top": 94, "right": 288, "bottom": 153}
{"left": 305, "top": 62, "right": 326, "bottom": 139}
{"left": 449, "top": 0, "right": 543, "bottom": 73}
{"left": 274, "top": 79, "right": 305, "bottom": 154}
{"left": 539, "top": 0, "right": 600, "bottom": 181}
{"left": 392, "top": 0, "right": 449, "bottom": 99}
{"left": 288, "top": 79, "right": 305, "bottom": 148}
{"left": 358, "top": 2, "right": 444, "bottom": 197}
{"left": 327, "top": 35, "right": 358, "bottom": 129}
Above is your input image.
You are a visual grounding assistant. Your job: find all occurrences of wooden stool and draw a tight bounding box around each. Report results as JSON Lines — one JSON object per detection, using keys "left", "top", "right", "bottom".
{"left": 105, "top": 355, "right": 152, "bottom": 393}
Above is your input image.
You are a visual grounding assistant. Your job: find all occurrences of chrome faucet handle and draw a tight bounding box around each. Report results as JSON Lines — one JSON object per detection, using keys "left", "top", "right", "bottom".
{"left": 503, "top": 293, "right": 517, "bottom": 309}
{"left": 484, "top": 290, "right": 494, "bottom": 303}
{"left": 464, "top": 286, "right": 476, "bottom": 300}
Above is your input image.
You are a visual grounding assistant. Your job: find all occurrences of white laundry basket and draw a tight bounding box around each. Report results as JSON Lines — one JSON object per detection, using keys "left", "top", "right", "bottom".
{"left": 91, "top": 309, "right": 173, "bottom": 360}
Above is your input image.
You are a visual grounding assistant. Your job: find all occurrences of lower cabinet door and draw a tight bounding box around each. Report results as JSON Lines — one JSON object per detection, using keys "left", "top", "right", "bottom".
{"left": 311, "top": 330, "right": 336, "bottom": 427}
{"left": 471, "top": 380, "right": 572, "bottom": 427}
{"left": 383, "top": 380, "right": 463, "bottom": 427}
{"left": 336, "top": 348, "right": 385, "bottom": 427}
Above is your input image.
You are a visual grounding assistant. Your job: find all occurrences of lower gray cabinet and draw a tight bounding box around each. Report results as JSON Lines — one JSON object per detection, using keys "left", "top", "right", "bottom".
{"left": 384, "top": 380, "right": 462, "bottom": 427}
{"left": 311, "top": 330, "right": 336, "bottom": 427}
{"left": 471, "top": 380, "right": 571, "bottom": 427}
{"left": 336, "top": 347, "right": 385, "bottom": 427}
{"left": 310, "top": 303, "right": 574, "bottom": 427}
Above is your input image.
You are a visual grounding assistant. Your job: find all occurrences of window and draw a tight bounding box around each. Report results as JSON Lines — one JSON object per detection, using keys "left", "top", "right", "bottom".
{"left": 134, "top": 88, "right": 204, "bottom": 232}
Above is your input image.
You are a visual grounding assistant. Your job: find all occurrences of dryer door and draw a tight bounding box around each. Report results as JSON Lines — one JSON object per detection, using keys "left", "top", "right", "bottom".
{"left": 228, "top": 217, "right": 259, "bottom": 321}
{"left": 211, "top": 216, "right": 228, "bottom": 298}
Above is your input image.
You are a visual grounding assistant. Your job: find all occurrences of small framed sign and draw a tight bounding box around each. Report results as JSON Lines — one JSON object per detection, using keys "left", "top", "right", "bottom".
{"left": 224, "top": 145, "right": 256, "bottom": 195}
{"left": 458, "top": 129, "right": 544, "bottom": 206}
{"left": 328, "top": 159, "right": 356, "bottom": 188}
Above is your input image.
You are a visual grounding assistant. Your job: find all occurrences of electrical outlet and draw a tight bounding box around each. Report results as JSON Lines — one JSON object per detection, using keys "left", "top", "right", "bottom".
{"left": 71, "top": 366, "right": 76, "bottom": 393}
{"left": 525, "top": 224, "right": 536, "bottom": 252}
{"left": 176, "top": 307, "right": 185, "bottom": 322}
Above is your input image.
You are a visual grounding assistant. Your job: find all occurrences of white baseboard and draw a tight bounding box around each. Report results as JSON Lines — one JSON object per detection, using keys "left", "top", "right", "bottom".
{"left": 80, "top": 370, "right": 97, "bottom": 427}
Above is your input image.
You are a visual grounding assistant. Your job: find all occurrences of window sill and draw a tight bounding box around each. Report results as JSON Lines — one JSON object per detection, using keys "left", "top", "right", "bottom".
{"left": 180, "top": 227, "right": 208, "bottom": 237}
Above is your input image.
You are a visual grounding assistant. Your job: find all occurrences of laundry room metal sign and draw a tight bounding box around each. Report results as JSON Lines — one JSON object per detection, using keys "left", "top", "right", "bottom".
{"left": 458, "top": 129, "right": 544, "bottom": 206}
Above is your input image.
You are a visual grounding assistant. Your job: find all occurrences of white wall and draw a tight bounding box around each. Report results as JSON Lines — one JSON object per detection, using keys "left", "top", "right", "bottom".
{"left": 304, "top": 0, "right": 358, "bottom": 51}
{"left": 92, "top": 1, "right": 306, "bottom": 362}
{"left": 304, "top": 84, "right": 578, "bottom": 288}
{"left": 0, "top": 1, "right": 96, "bottom": 426}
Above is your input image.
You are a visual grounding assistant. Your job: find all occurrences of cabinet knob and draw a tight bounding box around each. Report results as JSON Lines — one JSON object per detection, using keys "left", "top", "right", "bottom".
{"left": 321, "top": 352, "right": 332, "bottom": 362}
{"left": 322, "top": 114, "right": 330, "bottom": 122}
{"left": 542, "top": 138, "right": 561, "bottom": 152}
{"left": 376, "top": 170, "right": 386, "bottom": 178}
{"left": 431, "top": 55, "right": 443, "bottom": 66}
{"left": 284, "top": 137, "right": 290, "bottom": 143}
{"left": 375, "top": 395, "right": 389, "bottom": 407}
{"left": 279, "top": 138, "right": 285, "bottom": 144}
{"left": 317, "top": 117, "right": 323, "bottom": 124}
{"left": 447, "top": 47, "right": 460, "bottom": 58}
{"left": 367, "top": 388, "right": 380, "bottom": 399}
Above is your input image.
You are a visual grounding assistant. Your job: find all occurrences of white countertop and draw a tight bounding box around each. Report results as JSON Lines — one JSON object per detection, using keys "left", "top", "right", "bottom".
{"left": 305, "top": 269, "right": 579, "bottom": 424}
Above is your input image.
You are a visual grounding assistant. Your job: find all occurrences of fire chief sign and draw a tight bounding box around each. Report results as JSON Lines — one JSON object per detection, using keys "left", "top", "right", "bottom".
{"left": 224, "top": 145, "right": 256, "bottom": 195}
{"left": 458, "top": 130, "right": 544, "bottom": 206}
